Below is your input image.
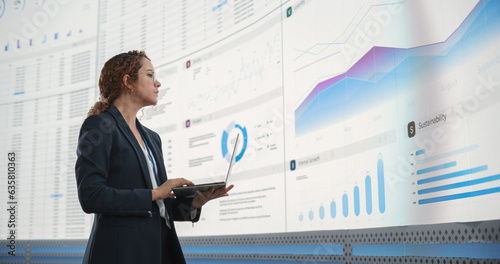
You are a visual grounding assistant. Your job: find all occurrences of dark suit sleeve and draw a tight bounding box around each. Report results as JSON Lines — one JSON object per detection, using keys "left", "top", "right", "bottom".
{"left": 75, "top": 115, "right": 152, "bottom": 216}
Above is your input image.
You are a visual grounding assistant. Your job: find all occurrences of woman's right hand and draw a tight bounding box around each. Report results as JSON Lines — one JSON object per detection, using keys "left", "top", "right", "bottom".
{"left": 152, "top": 178, "right": 194, "bottom": 201}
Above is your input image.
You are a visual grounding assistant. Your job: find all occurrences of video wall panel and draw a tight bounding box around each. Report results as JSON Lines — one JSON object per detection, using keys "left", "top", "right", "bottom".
{"left": 1, "top": 0, "right": 499, "bottom": 241}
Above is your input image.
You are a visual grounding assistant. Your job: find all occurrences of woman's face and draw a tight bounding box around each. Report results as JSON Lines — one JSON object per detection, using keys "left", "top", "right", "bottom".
{"left": 133, "top": 58, "right": 161, "bottom": 106}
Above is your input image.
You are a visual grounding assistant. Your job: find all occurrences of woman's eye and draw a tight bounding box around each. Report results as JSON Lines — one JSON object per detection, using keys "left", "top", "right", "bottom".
{"left": 148, "top": 74, "right": 154, "bottom": 78}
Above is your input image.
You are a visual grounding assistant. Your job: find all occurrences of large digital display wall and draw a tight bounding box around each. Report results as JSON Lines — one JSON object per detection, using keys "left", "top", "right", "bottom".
{"left": 1, "top": 0, "right": 499, "bottom": 240}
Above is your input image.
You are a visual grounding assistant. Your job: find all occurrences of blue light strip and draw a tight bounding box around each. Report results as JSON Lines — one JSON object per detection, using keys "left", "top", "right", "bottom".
{"left": 417, "top": 165, "right": 488, "bottom": 185}
{"left": 416, "top": 149, "right": 426, "bottom": 156}
{"left": 30, "top": 256, "right": 83, "bottom": 263}
{"left": 418, "top": 174, "right": 500, "bottom": 194}
{"left": 31, "top": 247, "right": 86, "bottom": 253}
{"left": 352, "top": 243, "right": 500, "bottom": 259}
{"left": 0, "top": 256, "right": 25, "bottom": 262}
{"left": 419, "top": 186, "right": 500, "bottom": 204}
{"left": 417, "top": 161, "right": 456, "bottom": 175}
{"left": 186, "top": 260, "right": 343, "bottom": 264}
{"left": 182, "top": 244, "right": 344, "bottom": 255}
{"left": 0, "top": 247, "right": 25, "bottom": 253}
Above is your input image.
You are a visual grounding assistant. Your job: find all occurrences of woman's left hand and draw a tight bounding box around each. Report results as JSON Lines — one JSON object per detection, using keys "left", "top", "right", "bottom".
{"left": 191, "top": 184, "right": 234, "bottom": 209}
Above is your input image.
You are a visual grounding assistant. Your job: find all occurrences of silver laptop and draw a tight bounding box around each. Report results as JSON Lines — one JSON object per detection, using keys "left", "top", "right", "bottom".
{"left": 172, "top": 133, "right": 239, "bottom": 198}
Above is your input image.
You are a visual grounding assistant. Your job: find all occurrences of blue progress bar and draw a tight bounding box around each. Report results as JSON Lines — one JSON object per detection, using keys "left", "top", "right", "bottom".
{"left": 416, "top": 149, "right": 426, "bottom": 156}
{"left": 417, "top": 165, "right": 488, "bottom": 185}
{"left": 418, "top": 174, "right": 500, "bottom": 195}
{"left": 416, "top": 144, "right": 478, "bottom": 165}
{"left": 417, "top": 161, "right": 456, "bottom": 175}
{"left": 419, "top": 186, "right": 500, "bottom": 205}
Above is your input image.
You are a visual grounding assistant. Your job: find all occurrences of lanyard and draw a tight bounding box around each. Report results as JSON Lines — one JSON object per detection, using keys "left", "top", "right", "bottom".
{"left": 138, "top": 127, "right": 159, "bottom": 186}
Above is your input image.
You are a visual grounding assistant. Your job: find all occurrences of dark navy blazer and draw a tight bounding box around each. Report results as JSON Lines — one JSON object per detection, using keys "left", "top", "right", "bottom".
{"left": 75, "top": 105, "right": 199, "bottom": 264}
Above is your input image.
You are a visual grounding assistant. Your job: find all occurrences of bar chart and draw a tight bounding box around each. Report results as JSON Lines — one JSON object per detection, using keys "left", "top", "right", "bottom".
{"left": 415, "top": 144, "right": 500, "bottom": 205}
{"left": 299, "top": 156, "right": 386, "bottom": 222}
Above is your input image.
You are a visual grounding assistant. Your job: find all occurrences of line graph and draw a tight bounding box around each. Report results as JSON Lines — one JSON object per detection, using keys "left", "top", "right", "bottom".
{"left": 292, "top": 1, "right": 406, "bottom": 61}
{"left": 186, "top": 29, "right": 281, "bottom": 112}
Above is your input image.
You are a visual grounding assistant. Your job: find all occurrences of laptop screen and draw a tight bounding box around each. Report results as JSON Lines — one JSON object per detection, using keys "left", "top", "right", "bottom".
{"left": 224, "top": 133, "right": 240, "bottom": 184}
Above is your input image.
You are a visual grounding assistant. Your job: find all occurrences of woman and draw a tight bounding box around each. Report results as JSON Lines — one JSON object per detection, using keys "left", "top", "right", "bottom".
{"left": 75, "top": 50, "right": 233, "bottom": 264}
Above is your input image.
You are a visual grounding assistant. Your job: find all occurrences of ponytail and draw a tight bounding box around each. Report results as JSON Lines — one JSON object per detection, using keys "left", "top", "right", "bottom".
{"left": 87, "top": 97, "right": 111, "bottom": 117}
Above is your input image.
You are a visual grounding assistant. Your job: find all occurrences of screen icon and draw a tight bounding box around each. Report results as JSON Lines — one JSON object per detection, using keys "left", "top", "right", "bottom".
{"left": 408, "top": 121, "right": 416, "bottom": 138}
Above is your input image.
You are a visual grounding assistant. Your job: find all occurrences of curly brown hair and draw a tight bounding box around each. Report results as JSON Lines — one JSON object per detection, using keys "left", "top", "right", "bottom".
{"left": 87, "top": 50, "right": 150, "bottom": 117}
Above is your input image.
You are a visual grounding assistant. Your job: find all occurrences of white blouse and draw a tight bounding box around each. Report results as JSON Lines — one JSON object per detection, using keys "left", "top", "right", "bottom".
{"left": 141, "top": 144, "right": 171, "bottom": 228}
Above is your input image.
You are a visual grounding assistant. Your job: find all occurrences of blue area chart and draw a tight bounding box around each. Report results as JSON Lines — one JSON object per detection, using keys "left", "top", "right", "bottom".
{"left": 221, "top": 122, "right": 247, "bottom": 162}
{"left": 294, "top": 0, "right": 500, "bottom": 136}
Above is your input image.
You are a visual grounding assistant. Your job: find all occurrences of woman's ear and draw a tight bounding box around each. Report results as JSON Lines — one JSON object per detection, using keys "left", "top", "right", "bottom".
{"left": 122, "top": 74, "right": 134, "bottom": 90}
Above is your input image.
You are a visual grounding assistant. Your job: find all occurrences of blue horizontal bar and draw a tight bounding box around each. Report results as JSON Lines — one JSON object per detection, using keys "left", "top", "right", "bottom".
{"left": 14, "top": 91, "right": 25, "bottom": 95}
{"left": 418, "top": 174, "right": 500, "bottom": 194}
{"left": 182, "top": 244, "right": 343, "bottom": 255}
{"left": 416, "top": 144, "right": 478, "bottom": 165}
{"left": 30, "top": 256, "right": 83, "bottom": 263}
{"left": 419, "top": 186, "right": 500, "bottom": 204}
{"left": 31, "top": 247, "right": 85, "bottom": 253}
{"left": 353, "top": 243, "right": 500, "bottom": 258}
{"left": 417, "top": 161, "right": 456, "bottom": 175}
{"left": 418, "top": 165, "right": 488, "bottom": 185}
{"left": 416, "top": 149, "right": 426, "bottom": 156}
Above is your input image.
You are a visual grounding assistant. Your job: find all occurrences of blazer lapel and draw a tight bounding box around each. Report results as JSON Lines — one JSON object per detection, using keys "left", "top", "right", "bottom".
{"left": 137, "top": 121, "right": 168, "bottom": 185}
{"left": 107, "top": 105, "right": 154, "bottom": 189}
